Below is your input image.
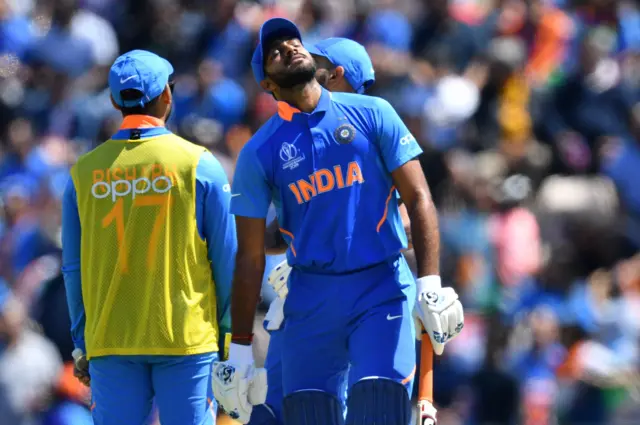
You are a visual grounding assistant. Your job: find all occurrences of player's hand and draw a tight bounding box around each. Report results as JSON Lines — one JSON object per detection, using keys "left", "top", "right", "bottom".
{"left": 72, "top": 348, "right": 90, "bottom": 387}
{"left": 414, "top": 276, "right": 464, "bottom": 355}
{"left": 267, "top": 259, "right": 290, "bottom": 300}
{"left": 418, "top": 399, "right": 438, "bottom": 424}
{"left": 212, "top": 343, "right": 267, "bottom": 424}
{"left": 264, "top": 297, "right": 285, "bottom": 331}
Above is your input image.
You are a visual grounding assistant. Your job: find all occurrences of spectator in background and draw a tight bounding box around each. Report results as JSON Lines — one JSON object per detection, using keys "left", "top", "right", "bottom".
{"left": 0, "top": 282, "right": 63, "bottom": 425}
{"left": 0, "top": 173, "right": 57, "bottom": 283}
{"left": 472, "top": 37, "right": 531, "bottom": 155}
{"left": 469, "top": 313, "right": 520, "bottom": 425}
{"left": 199, "top": 0, "right": 254, "bottom": 79}
{"left": 172, "top": 59, "right": 247, "bottom": 147}
{"left": 24, "top": 0, "right": 93, "bottom": 79}
{"left": 411, "top": 0, "right": 481, "bottom": 77}
{"left": 0, "top": 0, "right": 35, "bottom": 61}
{"left": 508, "top": 306, "right": 566, "bottom": 425}
{"left": 543, "top": 28, "right": 640, "bottom": 173}
{"left": 295, "top": 0, "right": 338, "bottom": 47}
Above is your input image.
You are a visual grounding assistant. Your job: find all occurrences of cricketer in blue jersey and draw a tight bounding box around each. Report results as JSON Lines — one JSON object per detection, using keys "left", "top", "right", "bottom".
{"left": 212, "top": 19, "right": 464, "bottom": 425}
{"left": 251, "top": 37, "right": 413, "bottom": 425}
{"left": 62, "top": 50, "right": 236, "bottom": 425}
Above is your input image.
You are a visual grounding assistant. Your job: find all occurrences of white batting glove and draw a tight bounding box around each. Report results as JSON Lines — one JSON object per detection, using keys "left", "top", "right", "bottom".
{"left": 212, "top": 343, "right": 268, "bottom": 424}
{"left": 264, "top": 259, "right": 291, "bottom": 331}
{"left": 414, "top": 276, "right": 464, "bottom": 355}
{"left": 264, "top": 297, "right": 285, "bottom": 331}
{"left": 267, "top": 259, "right": 290, "bottom": 300}
{"left": 418, "top": 400, "right": 438, "bottom": 424}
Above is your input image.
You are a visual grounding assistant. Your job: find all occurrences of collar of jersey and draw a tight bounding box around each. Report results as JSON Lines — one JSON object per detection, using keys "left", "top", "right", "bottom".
{"left": 111, "top": 115, "right": 170, "bottom": 141}
{"left": 277, "top": 88, "right": 332, "bottom": 121}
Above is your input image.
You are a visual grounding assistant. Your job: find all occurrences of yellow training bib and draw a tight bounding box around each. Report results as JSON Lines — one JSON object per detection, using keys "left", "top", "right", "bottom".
{"left": 71, "top": 118, "right": 219, "bottom": 359}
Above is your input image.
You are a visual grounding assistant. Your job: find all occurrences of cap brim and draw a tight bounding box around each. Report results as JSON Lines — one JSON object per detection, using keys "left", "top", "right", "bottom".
{"left": 162, "top": 58, "right": 174, "bottom": 78}
{"left": 305, "top": 44, "right": 326, "bottom": 58}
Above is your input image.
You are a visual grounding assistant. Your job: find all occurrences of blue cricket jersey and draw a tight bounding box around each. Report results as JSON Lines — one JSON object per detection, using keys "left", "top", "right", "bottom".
{"left": 231, "top": 89, "right": 422, "bottom": 274}
{"left": 62, "top": 126, "right": 236, "bottom": 352}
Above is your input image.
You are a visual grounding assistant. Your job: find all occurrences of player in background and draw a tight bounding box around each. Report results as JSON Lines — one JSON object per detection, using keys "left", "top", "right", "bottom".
{"left": 213, "top": 18, "right": 463, "bottom": 425}
{"left": 61, "top": 50, "right": 236, "bottom": 425}
{"left": 253, "top": 37, "right": 413, "bottom": 425}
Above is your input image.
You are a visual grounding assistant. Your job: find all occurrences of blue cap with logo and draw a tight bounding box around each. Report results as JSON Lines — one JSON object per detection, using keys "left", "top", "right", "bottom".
{"left": 251, "top": 18, "right": 302, "bottom": 85}
{"left": 109, "top": 50, "right": 174, "bottom": 108}
{"left": 307, "top": 38, "right": 375, "bottom": 94}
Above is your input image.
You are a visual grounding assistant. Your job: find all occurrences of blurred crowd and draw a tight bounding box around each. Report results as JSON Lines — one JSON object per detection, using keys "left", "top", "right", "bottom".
{"left": 1, "top": 0, "right": 640, "bottom": 424}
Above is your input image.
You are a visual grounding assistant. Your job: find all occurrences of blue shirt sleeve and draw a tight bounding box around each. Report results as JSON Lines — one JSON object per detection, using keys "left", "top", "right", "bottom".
{"left": 372, "top": 97, "right": 423, "bottom": 172}
{"left": 229, "top": 143, "right": 271, "bottom": 218}
{"left": 195, "top": 151, "right": 236, "bottom": 334}
{"left": 60, "top": 177, "right": 86, "bottom": 353}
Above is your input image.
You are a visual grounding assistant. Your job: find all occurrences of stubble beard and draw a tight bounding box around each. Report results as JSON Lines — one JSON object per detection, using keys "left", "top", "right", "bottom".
{"left": 268, "top": 62, "right": 317, "bottom": 89}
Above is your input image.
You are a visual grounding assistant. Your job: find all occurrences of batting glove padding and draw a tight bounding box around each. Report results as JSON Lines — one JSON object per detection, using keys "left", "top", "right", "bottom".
{"left": 414, "top": 276, "right": 464, "bottom": 355}
{"left": 212, "top": 343, "right": 267, "bottom": 424}
{"left": 267, "top": 259, "right": 290, "bottom": 301}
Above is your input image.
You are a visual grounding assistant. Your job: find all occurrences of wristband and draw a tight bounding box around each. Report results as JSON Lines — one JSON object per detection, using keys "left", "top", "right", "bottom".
{"left": 231, "top": 334, "right": 253, "bottom": 344}
{"left": 416, "top": 275, "right": 441, "bottom": 295}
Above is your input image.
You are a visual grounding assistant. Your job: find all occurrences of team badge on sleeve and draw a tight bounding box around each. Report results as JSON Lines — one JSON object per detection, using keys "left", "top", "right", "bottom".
{"left": 334, "top": 123, "right": 356, "bottom": 144}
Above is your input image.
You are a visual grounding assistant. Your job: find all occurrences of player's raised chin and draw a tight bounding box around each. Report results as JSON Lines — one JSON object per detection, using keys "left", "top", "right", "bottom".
{"left": 259, "top": 36, "right": 316, "bottom": 94}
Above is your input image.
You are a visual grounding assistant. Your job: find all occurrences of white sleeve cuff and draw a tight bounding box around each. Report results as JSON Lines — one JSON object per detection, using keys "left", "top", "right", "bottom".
{"left": 229, "top": 342, "right": 254, "bottom": 366}
{"left": 416, "top": 275, "right": 442, "bottom": 294}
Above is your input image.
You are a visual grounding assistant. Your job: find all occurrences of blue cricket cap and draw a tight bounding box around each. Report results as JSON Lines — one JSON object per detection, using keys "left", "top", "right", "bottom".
{"left": 251, "top": 18, "right": 302, "bottom": 85}
{"left": 307, "top": 38, "right": 375, "bottom": 94}
{"left": 109, "top": 50, "right": 174, "bottom": 108}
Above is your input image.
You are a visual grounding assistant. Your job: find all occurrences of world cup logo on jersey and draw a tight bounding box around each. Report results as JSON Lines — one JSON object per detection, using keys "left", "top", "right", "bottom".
{"left": 280, "top": 142, "right": 305, "bottom": 170}
{"left": 334, "top": 123, "right": 356, "bottom": 144}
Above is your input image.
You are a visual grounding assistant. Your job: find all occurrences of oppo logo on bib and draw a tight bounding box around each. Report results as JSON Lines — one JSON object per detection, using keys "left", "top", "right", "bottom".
{"left": 91, "top": 176, "right": 173, "bottom": 202}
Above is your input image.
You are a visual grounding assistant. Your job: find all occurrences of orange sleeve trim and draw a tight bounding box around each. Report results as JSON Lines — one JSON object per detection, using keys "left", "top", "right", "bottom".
{"left": 401, "top": 365, "right": 417, "bottom": 385}
{"left": 120, "top": 115, "right": 166, "bottom": 129}
{"left": 377, "top": 186, "right": 396, "bottom": 232}
{"left": 279, "top": 228, "right": 297, "bottom": 257}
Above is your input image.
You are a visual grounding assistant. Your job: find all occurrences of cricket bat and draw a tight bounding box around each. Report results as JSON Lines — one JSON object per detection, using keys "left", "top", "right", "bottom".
{"left": 417, "top": 333, "right": 435, "bottom": 425}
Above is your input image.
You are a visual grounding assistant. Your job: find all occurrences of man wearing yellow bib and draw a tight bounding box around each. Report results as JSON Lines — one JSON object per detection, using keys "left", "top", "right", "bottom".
{"left": 61, "top": 50, "right": 235, "bottom": 425}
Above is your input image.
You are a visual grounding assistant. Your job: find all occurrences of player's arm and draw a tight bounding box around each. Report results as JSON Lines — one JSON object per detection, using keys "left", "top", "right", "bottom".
{"left": 373, "top": 97, "right": 463, "bottom": 355}
{"left": 265, "top": 217, "right": 288, "bottom": 255}
{"left": 197, "top": 151, "right": 237, "bottom": 356}
{"left": 398, "top": 201, "right": 412, "bottom": 250}
{"left": 393, "top": 162, "right": 438, "bottom": 276}
{"left": 228, "top": 145, "right": 272, "bottom": 344}
{"left": 61, "top": 178, "right": 86, "bottom": 354}
{"left": 373, "top": 97, "right": 437, "bottom": 276}
{"left": 212, "top": 144, "right": 270, "bottom": 421}
{"left": 61, "top": 177, "right": 91, "bottom": 385}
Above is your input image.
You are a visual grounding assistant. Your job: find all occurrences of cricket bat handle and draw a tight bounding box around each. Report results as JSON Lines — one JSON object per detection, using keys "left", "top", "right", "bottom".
{"left": 417, "top": 333, "right": 435, "bottom": 425}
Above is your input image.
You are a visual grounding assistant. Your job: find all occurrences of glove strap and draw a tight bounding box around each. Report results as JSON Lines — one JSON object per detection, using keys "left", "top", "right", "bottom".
{"left": 229, "top": 342, "right": 254, "bottom": 368}
{"left": 416, "top": 275, "right": 442, "bottom": 294}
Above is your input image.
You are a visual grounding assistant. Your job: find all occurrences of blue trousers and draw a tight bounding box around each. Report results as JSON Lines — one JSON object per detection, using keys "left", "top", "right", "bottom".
{"left": 281, "top": 255, "right": 416, "bottom": 398}
{"left": 89, "top": 353, "right": 217, "bottom": 425}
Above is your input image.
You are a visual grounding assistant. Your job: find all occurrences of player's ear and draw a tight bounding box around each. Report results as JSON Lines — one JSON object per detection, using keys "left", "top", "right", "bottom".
{"left": 161, "top": 84, "right": 171, "bottom": 105}
{"left": 110, "top": 94, "right": 122, "bottom": 111}
{"left": 333, "top": 66, "right": 345, "bottom": 81}
{"left": 260, "top": 79, "right": 276, "bottom": 93}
